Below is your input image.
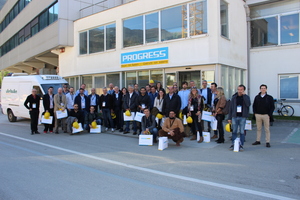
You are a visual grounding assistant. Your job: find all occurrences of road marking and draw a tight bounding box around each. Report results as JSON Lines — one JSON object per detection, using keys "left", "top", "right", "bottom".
{"left": 0, "top": 132, "right": 296, "bottom": 200}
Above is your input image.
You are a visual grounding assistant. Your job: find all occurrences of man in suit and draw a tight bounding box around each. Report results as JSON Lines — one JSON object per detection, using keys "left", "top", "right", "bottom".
{"left": 88, "top": 88, "right": 100, "bottom": 112}
{"left": 162, "top": 86, "right": 181, "bottom": 118}
{"left": 112, "top": 86, "right": 123, "bottom": 132}
{"left": 53, "top": 87, "right": 67, "bottom": 134}
{"left": 74, "top": 88, "right": 90, "bottom": 127}
{"left": 200, "top": 80, "right": 212, "bottom": 132}
{"left": 24, "top": 88, "right": 41, "bottom": 135}
{"left": 100, "top": 87, "right": 114, "bottom": 132}
{"left": 123, "top": 85, "right": 139, "bottom": 135}
{"left": 42, "top": 86, "right": 55, "bottom": 133}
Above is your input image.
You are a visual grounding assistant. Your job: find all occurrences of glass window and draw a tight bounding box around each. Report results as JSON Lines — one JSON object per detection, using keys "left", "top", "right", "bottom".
{"left": 13, "top": 4, "right": 19, "bottom": 17}
{"left": 25, "top": 0, "right": 31, "bottom": 6}
{"left": 220, "top": 0, "right": 229, "bottom": 38}
{"left": 123, "top": 16, "right": 143, "bottom": 48}
{"left": 106, "top": 23, "right": 116, "bottom": 50}
{"left": 89, "top": 26, "right": 104, "bottom": 53}
{"left": 107, "top": 73, "right": 120, "bottom": 88}
{"left": 145, "top": 12, "right": 159, "bottom": 43}
{"left": 138, "top": 71, "right": 149, "bottom": 87}
{"left": 189, "top": 1, "right": 207, "bottom": 36}
{"left": 79, "top": 32, "right": 87, "bottom": 55}
{"left": 126, "top": 71, "right": 137, "bottom": 86}
{"left": 39, "top": 10, "right": 49, "bottom": 31}
{"left": 202, "top": 71, "right": 215, "bottom": 87}
{"left": 19, "top": 0, "right": 25, "bottom": 11}
{"left": 251, "top": 17, "right": 278, "bottom": 47}
{"left": 165, "top": 73, "right": 175, "bottom": 87}
{"left": 95, "top": 76, "right": 105, "bottom": 95}
{"left": 280, "top": 13, "right": 299, "bottom": 44}
{"left": 69, "top": 77, "right": 75, "bottom": 88}
{"left": 280, "top": 75, "right": 299, "bottom": 99}
{"left": 161, "top": 5, "right": 187, "bottom": 41}
{"left": 31, "top": 24, "right": 39, "bottom": 36}
{"left": 150, "top": 70, "right": 163, "bottom": 84}
{"left": 82, "top": 76, "right": 93, "bottom": 94}
{"left": 49, "top": 3, "right": 58, "bottom": 24}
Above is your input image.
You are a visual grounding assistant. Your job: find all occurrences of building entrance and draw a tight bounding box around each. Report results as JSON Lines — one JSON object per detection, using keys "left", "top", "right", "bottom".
{"left": 178, "top": 71, "right": 201, "bottom": 89}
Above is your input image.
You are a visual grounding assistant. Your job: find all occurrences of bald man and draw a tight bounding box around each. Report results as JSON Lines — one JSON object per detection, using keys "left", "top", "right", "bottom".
{"left": 54, "top": 87, "right": 67, "bottom": 134}
{"left": 24, "top": 89, "right": 41, "bottom": 135}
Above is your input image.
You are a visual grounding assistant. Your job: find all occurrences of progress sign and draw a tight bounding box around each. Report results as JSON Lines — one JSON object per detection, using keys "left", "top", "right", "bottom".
{"left": 121, "top": 47, "right": 168, "bottom": 68}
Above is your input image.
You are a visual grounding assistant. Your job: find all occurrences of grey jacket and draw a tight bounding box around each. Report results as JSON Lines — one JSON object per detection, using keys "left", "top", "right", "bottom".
{"left": 228, "top": 93, "right": 251, "bottom": 120}
{"left": 141, "top": 115, "right": 156, "bottom": 131}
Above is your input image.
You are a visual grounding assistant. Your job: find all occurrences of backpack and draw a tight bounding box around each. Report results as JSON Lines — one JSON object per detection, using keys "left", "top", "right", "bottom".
{"left": 222, "top": 99, "right": 231, "bottom": 115}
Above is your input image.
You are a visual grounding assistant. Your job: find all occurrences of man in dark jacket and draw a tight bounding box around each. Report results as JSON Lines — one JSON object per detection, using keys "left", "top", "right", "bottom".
{"left": 141, "top": 108, "right": 158, "bottom": 143}
{"left": 162, "top": 86, "right": 181, "bottom": 117}
{"left": 112, "top": 86, "right": 123, "bottom": 132}
{"left": 200, "top": 80, "right": 212, "bottom": 132}
{"left": 137, "top": 87, "right": 151, "bottom": 112}
{"left": 85, "top": 106, "right": 101, "bottom": 132}
{"left": 252, "top": 84, "right": 275, "bottom": 148}
{"left": 123, "top": 85, "right": 139, "bottom": 135}
{"left": 42, "top": 86, "right": 55, "bottom": 133}
{"left": 228, "top": 85, "right": 251, "bottom": 151}
{"left": 88, "top": 88, "right": 100, "bottom": 112}
{"left": 24, "top": 88, "right": 41, "bottom": 135}
{"left": 74, "top": 88, "right": 90, "bottom": 127}
{"left": 100, "top": 87, "right": 114, "bottom": 132}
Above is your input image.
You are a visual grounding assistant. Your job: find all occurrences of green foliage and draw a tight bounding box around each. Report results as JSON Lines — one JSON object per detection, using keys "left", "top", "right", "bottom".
{"left": 0, "top": 71, "right": 10, "bottom": 88}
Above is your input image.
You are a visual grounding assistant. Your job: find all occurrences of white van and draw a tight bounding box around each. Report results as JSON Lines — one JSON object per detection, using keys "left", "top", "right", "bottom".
{"left": 1, "top": 74, "right": 68, "bottom": 122}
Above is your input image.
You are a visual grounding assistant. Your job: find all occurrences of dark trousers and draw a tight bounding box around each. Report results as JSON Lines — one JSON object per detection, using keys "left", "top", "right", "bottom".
{"left": 29, "top": 110, "right": 39, "bottom": 132}
{"left": 44, "top": 108, "right": 55, "bottom": 132}
{"left": 191, "top": 115, "right": 203, "bottom": 136}
{"left": 114, "top": 108, "right": 123, "bottom": 129}
{"left": 102, "top": 108, "right": 114, "bottom": 128}
{"left": 216, "top": 114, "right": 225, "bottom": 140}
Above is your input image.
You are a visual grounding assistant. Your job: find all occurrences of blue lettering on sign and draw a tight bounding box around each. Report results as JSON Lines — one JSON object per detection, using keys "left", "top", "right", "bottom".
{"left": 121, "top": 47, "right": 168, "bottom": 64}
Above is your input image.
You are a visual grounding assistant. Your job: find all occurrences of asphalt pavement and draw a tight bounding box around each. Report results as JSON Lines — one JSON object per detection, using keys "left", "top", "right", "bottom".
{"left": 0, "top": 112, "right": 299, "bottom": 200}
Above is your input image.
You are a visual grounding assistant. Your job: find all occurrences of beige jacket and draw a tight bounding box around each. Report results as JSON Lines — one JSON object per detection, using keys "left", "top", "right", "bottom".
{"left": 162, "top": 117, "right": 184, "bottom": 133}
{"left": 54, "top": 94, "right": 67, "bottom": 112}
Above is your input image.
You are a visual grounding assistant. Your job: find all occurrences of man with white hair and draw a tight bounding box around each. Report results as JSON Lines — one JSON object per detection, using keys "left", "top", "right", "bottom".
{"left": 123, "top": 85, "right": 139, "bottom": 135}
{"left": 108, "top": 83, "right": 114, "bottom": 95}
{"left": 53, "top": 87, "right": 67, "bottom": 134}
{"left": 24, "top": 88, "right": 41, "bottom": 135}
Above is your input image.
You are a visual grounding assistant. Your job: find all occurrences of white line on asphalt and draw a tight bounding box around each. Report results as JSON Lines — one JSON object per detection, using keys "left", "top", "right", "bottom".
{"left": 0, "top": 132, "right": 296, "bottom": 200}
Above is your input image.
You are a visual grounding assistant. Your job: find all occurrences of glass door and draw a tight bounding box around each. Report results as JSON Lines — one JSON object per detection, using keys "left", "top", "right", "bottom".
{"left": 178, "top": 71, "right": 201, "bottom": 90}
{"left": 94, "top": 76, "right": 105, "bottom": 95}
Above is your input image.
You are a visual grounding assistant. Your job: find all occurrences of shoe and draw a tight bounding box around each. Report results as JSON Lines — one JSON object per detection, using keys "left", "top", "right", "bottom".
{"left": 266, "top": 143, "right": 271, "bottom": 148}
{"left": 133, "top": 132, "right": 137, "bottom": 135}
{"left": 239, "top": 145, "right": 244, "bottom": 151}
{"left": 229, "top": 145, "right": 234, "bottom": 150}
{"left": 252, "top": 141, "right": 261, "bottom": 145}
{"left": 123, "top": 131, "right": 129, "bottom": 134}
{"left": 216, "top": 140, "right": 225, "bottom": 143}
{"left": 111, "top": 128, "right": 115, "bottom": 132}
{"left": 49, "top": 131, "right": 53, "bottom": 133}
{"left": 153, "top": 140, "right": 158, "bottom": 143}
{"left": 43, "top": 131, "right": 47, "bottom": 134}
{"left": 119, "top": 128, "right": 123, "bottom": 132}
{"left": 31, "top": 132, "right": 34, "bottom": 135}
{"left": 35, "top": 131, "right": 40, "bottom": 134}
{"left": 176, "top": 138, "right": 184, "bottom": 146}
{"left": 197, "top": 136, "right": 203, "bottom": 143}
{"left": 190, "top": 135, "right": 197, "bottom": 140}
{"left": 55, "top": 131, "right": 59, "bottom": 134}
{"left": 211, "top": 135, "right": 218, "bottom": 139}
{"left": 105, "top": 127, "right": 108, "bottom": 131}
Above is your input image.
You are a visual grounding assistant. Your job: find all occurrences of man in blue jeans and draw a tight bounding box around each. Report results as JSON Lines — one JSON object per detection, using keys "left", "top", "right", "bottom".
{"left": 141, "top": 108, "right": 158, "bottom": 143}
{"left": 228, "top": 85, "right": 251, "bottom": 151}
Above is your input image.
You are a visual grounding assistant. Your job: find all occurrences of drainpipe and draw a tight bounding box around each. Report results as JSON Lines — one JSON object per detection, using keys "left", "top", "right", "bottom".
{"left": 244, "top": 2, "right": 251, "bottom": 95}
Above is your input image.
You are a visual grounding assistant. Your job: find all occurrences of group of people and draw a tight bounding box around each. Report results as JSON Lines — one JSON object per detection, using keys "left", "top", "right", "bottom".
{"left": 24, "top": 80, "right": 275, "bottom": 150}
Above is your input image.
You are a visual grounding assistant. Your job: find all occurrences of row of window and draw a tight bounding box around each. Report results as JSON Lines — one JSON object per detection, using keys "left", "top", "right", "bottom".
{"left": 251, "top": 12, "right": 300, "bottom": 47}
{"left": 0, "top": 0, "right": 32, "bottom": 33}
{"left": 0, "top": 2, "right": 58, "bottom": 57}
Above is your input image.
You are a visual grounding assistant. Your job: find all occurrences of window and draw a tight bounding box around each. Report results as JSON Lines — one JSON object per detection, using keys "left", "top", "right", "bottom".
{"left": 251, "top": 17, "right": 278, "bottom": 47}
{"left": 161, "top": 5, "right": 187, "bottom": 41}
{"left": 106, "top": 23, "right": 116, "bottom": 50}
{"left": 31, "top": 18, "right": 39, "bottom": 37}
{"left": 145, "top": 12, "right": 159, "bottom": 43}
{"left": 220, "top": 0, "right": 229, "bottom": 38}
{"left": 19, "top": 0, "right": 25, "bottom": 11}
{"left": 107, "top": 74, "right": 120, "bottom": 88}
{"left": 123, "top": 16, "right": 143, "bottom": 47}
{"left": 89, "top": 26, "right": 104, "bottom": 53}
{"left": 151, "top": 70, "right": 163, "bottom": 84}
{"left": 82, "top": 76, "right": 93, "bottom": 93}
{"left": 138, "top": 71, "right": 149, "bottom": 87}
{"left": 49, "top": 3, "right": 58, "bottom": 24}
{"left": 126, "top": 72, "right": 137, "bottom": 86}
{"left": 79, "top": 32, "right": 88, "bottom": 55}
{"left": 280, "top": 75, "right": 299, "bottom": 99}
{"left": 95, "top": 76, "right": 105, "bottom": 94}
{"left": 189, "top": 1, "right": 207, "bottom": 36}
{"left": 39, "top": 10, "right": 49, "bottom": 31}
{"left": 281, "top": 13, "right": 299, "bottom": 44}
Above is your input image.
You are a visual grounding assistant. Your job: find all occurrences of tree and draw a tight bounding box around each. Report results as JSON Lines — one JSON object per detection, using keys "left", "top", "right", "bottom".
{"left": 0, "top": 71, "right": 10, "bottom": 88}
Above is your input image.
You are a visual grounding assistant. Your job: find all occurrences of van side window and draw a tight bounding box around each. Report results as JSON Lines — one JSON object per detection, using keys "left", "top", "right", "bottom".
{"left": 33, "top": 86, "right": 43, "bottom": 97}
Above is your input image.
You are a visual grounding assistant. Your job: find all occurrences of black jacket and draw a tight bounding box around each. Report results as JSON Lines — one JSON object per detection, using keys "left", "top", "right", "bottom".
{"left": 137, "top": 93, "right": 151, "bottom": 111}
{"left": 162, "top": 93, "right": 181, "bottom": 117}
{"left": 123, "top": 92, "right": 138, "bottom": 112}
{"left": 43, "top": 93, "right": 55, "bottom": 111}
{"left": 200, "top": 88, "right": 212, "bottom": 106}
{"left": 74, "top": 94, "right": 90, "bottom": 112}
{"left": 69, "top": 109, "right": 84, "bottom": 124}
{"left": 88, "top": 94, "right": 100, "bottom": 109}
{"left": 253, "top": 92, "right": 275, "bottom": 116}
{"left": 24, "top": 94, "right": 41, "bottom": 110}
{"left": 113, "top": 91, "right": 123, "bottom": 110}
{"left": 100, "top": 94, "right": 113, "bottom": 109}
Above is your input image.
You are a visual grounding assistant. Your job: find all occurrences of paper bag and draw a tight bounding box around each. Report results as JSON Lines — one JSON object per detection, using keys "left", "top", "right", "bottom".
{"left": 72, "top": 123, "right": 83, "bottom": 134}
{"left": 203, "top": 132, "right": 210, "bottom": 143}
{"left": 134, "top": 112, "right": 145, "bottom": 122}
{"left": 123, "top": 112, "right": 135, "bottom": 121}
{"left": 90, "top": 125, "right": 101, "bottom": 133}
{"left": 245, "top": 120, "right": 252, "bottom": 130}
{"left": 139, "top": 135, "right": 153, "bottom": 146}
{"left": 201, "top": 111, "right": 213, "bottom": 122}
{"left": 211, "top": 117, "right": 218, "bottom": 130}
{"left": 158, "top": 137, "right": 168, "bottom": 150}
{"left": 183, "top": 115, "right": 187, "bottom": 125}
{"left": 56, "top": 110, "right": 68, "bottom": 119}
{"left": 41, "top": 115, "right": 53, "bottom": 124}
{"left": 197, "top": 131, "right": 200, "bottom": 141}
{"left": 233, "top": 138, "right": 240, "bottom": 152}
{"left": 160, "top": 117, "right": 166, "bottom": 127}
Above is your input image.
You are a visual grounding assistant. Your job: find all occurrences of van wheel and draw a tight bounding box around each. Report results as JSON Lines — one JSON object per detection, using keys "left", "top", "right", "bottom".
{"left": 8, "top": 110, "right": 17, "bottom": 122}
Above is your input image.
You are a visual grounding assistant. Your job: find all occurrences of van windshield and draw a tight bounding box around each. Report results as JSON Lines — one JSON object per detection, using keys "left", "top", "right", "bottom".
{"left": 41, "top": 84, "right": 65, "bottom": 95}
